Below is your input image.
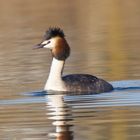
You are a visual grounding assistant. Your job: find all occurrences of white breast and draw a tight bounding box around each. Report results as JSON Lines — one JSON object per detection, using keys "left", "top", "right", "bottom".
{"left": 44, "top": 58, "right": 67, "bottom": 91}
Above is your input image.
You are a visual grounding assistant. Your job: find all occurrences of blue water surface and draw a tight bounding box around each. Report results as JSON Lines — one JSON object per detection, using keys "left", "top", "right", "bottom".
{"left": 0, "top": 80, "right": 140, "bottom": 107}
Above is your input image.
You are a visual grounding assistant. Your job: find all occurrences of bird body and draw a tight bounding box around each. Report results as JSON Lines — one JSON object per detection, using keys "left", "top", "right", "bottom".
{"left": 35, "top": 27, "right": 113, "bottom": 93}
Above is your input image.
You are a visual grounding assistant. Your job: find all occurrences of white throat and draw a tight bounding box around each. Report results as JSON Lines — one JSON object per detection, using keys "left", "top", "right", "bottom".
{"left": 44, "top": 58, "right": 66, "bottom": 91}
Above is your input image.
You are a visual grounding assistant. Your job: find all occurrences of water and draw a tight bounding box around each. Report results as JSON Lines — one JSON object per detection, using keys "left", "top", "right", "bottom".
{"left": 0, "top": 0, "right": 140, "bottom": 139}
{"left": 0, "top": 81, "right": 140, "bottom": 140}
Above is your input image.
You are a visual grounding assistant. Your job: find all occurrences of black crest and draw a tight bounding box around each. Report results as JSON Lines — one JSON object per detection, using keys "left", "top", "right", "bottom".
{"left": 44, "top": 27, "right": 65, "bottom": 40}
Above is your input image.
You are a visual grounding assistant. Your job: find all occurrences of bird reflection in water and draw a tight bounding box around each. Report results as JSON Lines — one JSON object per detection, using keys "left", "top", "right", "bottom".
{"left": 46, "top": 92, "right": 74, "bottom": 140}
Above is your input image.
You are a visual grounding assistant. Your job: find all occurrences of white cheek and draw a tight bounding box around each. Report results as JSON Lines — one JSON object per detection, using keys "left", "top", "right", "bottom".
{"left": 43, "top": 39, "right": 55, "bottom": 49}
{"left": 44, "top": 44, "right": 54, "bottom": 49}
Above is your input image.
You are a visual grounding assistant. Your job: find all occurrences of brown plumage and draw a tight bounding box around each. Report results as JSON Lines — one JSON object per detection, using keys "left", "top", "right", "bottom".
{"left": 52, "top": 37, "right": 70, "bottom": 60}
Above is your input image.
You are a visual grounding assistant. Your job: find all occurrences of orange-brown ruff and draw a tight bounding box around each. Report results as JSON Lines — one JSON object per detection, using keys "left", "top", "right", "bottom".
{"left": 34, "top": 27, "right": 113, "bottom": 93}
{"left": 52, "top": 37, "right": 70, "bottom": 60}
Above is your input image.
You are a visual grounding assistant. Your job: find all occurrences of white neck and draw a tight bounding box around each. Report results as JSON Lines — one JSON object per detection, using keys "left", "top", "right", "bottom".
{"left": 44, "top": 58, "right": 67, "bottom": 91}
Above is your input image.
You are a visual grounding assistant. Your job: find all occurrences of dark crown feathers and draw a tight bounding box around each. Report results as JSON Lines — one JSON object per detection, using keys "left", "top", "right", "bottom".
{"left": 44, "top": 27, "right": 65, "bottom": 40}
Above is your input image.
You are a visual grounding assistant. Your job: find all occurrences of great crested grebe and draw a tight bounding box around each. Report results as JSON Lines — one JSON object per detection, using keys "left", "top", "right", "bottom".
{"left": 34, "top": 27, "right": 113, "bottom": 93}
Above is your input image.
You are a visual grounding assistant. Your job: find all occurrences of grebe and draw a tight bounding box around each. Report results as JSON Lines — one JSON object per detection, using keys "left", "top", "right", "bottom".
{"left": 34, "top": 27, "right": 113, "bottom": 93}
